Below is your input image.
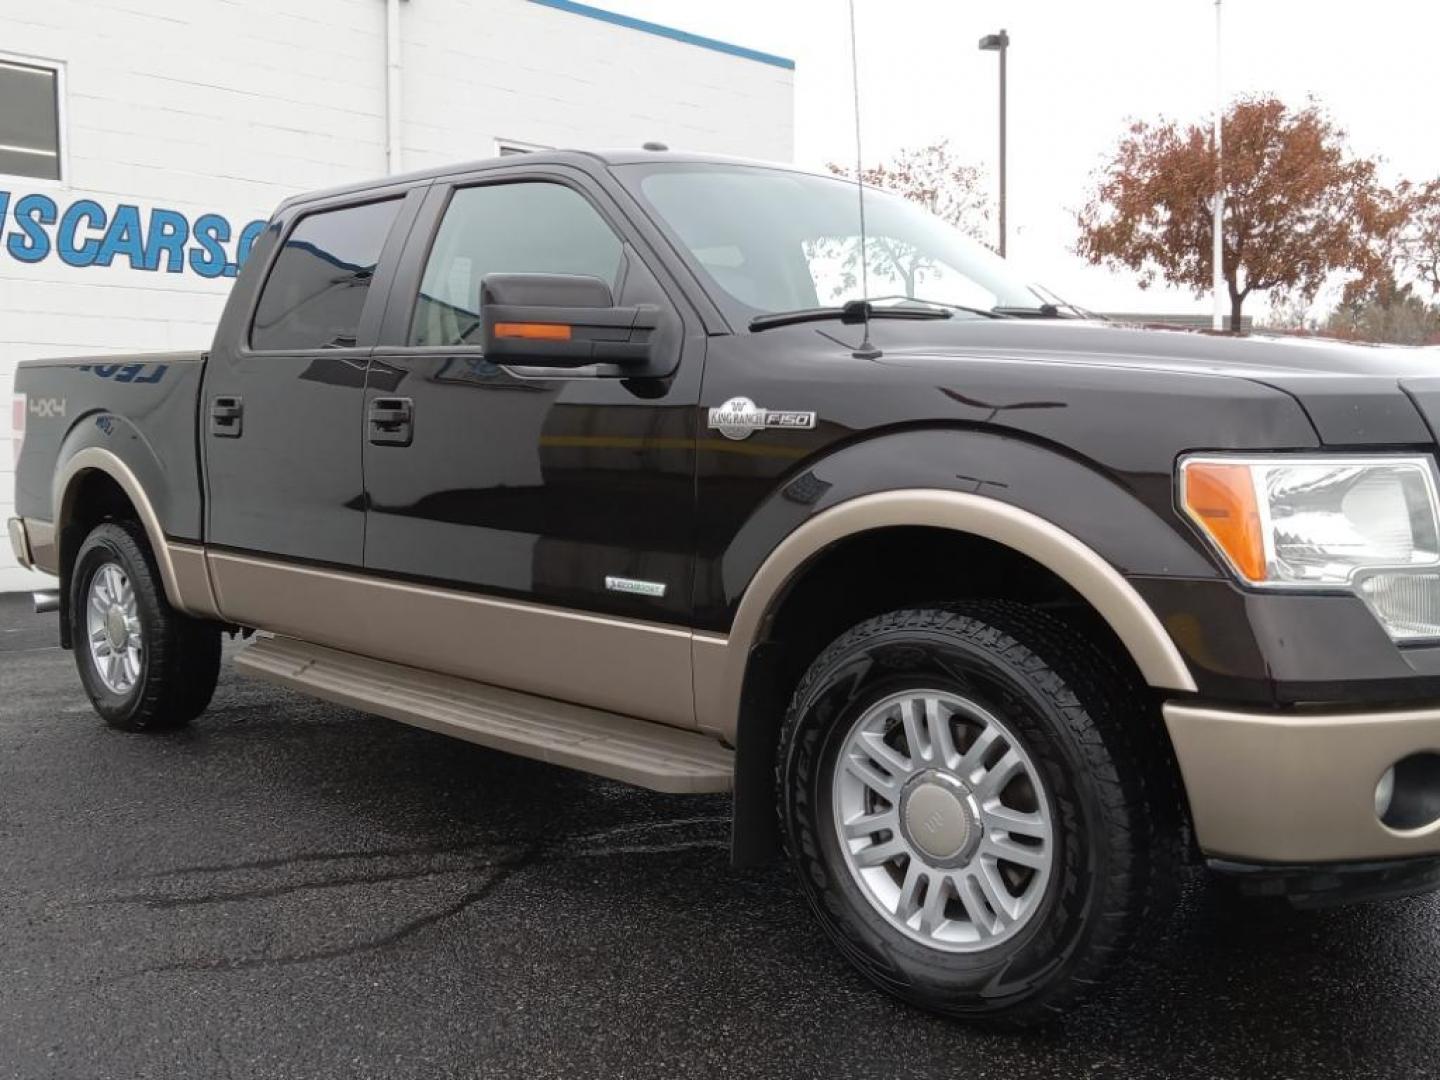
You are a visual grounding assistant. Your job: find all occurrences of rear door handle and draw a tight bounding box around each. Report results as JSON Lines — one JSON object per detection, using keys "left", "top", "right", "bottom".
{"left": 210, "top": 395, "right": 243, "bottom": 438}
{"left": 368, "top": 397, "right": 413, "bottom": 447}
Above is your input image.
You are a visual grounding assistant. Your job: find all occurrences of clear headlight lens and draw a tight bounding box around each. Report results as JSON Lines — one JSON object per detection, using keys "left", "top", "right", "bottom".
{"left": 1180, "top": 456, "right": 1440, "bottom": 641}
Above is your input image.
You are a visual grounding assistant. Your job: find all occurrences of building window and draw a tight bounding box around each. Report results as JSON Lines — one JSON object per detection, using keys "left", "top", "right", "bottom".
{"left": 0, "top": 56, "right": 62, "bottom": 181}
{"left": 495, "top": 138, "right": 550, "bottom": 157}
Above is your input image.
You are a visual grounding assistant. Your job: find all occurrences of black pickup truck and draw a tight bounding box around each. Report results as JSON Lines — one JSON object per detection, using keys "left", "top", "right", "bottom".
{"left": 13, "top": 149, "right": 1440, "bottom": 1024}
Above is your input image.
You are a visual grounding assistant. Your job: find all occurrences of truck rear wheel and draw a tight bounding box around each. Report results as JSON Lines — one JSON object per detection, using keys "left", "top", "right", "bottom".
{"left": 69, "top": 521, "right": 221, "bottom": 732}
{"left": 776, "top": 602, "right": 1175, "bottom": 1025}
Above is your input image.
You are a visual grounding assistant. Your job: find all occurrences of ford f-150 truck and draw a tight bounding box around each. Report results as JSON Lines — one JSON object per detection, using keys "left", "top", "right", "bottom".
{"left": 13, "top": 149, "right": 1440, "bottom": 1025}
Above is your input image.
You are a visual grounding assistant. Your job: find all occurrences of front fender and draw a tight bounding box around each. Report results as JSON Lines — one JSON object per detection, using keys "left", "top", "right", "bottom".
{"left": 717, "top": 426, "right": 1217, "bottom": 602}
{"left": 694, "top": 427, "right": 1217, "bottom": 741}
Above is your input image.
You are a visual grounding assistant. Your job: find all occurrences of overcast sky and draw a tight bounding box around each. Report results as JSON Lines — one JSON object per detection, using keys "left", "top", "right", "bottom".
{"left": 610, "top": 0, "right": 1440, "bottom": 318}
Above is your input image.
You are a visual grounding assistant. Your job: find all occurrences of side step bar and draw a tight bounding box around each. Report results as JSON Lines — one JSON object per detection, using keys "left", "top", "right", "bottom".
{"left": 234, "top": 635, "right": 734, "bottom": 794}
{"left": 33, "top": 590, "right": 60, "bottom": 614}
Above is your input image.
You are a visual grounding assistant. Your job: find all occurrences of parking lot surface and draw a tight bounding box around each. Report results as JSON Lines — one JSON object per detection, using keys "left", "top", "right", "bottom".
{"left": 4, "top": 592, "right": 1440, "bottom": 1079}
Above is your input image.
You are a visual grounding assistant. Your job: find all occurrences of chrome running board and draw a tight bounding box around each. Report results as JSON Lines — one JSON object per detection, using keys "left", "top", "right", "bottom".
{"left": 234, "top": 635, "right": 733, "bottom": 794}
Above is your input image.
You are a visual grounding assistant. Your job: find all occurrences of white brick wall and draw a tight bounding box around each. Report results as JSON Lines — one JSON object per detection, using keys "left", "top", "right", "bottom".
{"left": 0, "top": 0, "right": 794, "bottom": 593}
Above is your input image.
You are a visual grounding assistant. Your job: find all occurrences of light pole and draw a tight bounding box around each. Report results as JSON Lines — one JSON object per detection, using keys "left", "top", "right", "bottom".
{"left": 1212, "top": 0, "right": 1225, "bottom": 330}
{"left": 978, "top": 29, "right": 1009, "bottom": 257}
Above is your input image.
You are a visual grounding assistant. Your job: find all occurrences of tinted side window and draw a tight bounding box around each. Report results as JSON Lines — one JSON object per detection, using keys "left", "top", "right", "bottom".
{"left": 410, "top": 182, "right": 623, "bottom": 347}
{"left": 251, "top": 199, "right": 402, "bottom": 351}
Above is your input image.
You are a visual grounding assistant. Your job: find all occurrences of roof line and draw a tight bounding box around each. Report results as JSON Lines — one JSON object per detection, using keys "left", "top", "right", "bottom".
{"left": 527, "top": 0, "right": 795, "bottom": 70}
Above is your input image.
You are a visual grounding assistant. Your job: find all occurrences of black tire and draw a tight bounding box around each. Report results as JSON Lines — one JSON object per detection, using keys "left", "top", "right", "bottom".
{"left": 69, "top": 520, "right": 222, "bottom": 732}
{"left": 776, "top": 602, "right": 1179, "bottom": 1026}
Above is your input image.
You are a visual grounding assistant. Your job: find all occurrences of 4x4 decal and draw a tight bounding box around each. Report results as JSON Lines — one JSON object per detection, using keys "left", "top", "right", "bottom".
{"left": 28, "top": 396, "right": 65, "bottom": 419}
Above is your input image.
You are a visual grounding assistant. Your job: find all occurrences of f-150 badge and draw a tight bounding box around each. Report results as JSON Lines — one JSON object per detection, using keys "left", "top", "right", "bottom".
{"left": 708, "top": 397, "right": 816, "bottom": 441}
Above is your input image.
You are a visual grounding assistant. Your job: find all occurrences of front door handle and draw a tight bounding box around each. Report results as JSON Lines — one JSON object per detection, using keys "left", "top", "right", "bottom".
{"left": 368, "top": 397, "right": 413, "bottom": 447}
{"left": 210, "top": 395, "right": 243, "bottom": 438}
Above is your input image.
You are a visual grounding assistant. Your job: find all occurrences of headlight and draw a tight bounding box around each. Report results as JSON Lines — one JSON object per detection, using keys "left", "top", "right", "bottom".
{"left": 1179, "top": 455, "right": 1440, "bottom": 641}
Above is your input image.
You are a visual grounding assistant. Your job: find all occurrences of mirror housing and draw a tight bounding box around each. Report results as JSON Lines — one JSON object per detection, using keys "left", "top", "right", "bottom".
{"left": 480, "top": 273, "right": 658, "bottom": 368}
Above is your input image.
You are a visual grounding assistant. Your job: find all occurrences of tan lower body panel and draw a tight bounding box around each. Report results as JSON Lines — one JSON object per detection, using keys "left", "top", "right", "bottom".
{"left": 15, "top": 515, "right": 217, "bottom": 617}
{"left": 21, "top": 518, "right": 57, "bottom": 574}
{"left": 691, "top": 633, "right": 730, "bottom": 739}
{"left": 168, "top": 542, "right": 221, "bottom": 619}
{"left": 207, "top": 551, "right": 697, "bottom": 729}
{"left": 1165, "top": 701, "right": 1440, "bottom": 862}
{"left": 236, "top": 635, "right": 733, "bottom": 794}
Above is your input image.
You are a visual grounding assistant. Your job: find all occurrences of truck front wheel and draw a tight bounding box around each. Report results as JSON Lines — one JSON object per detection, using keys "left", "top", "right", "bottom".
{"left": 776, "top": 602, "right": 1176, "bottom": 1025}
{"left": 69, "top": 521, "right": 221, "bottom": 732}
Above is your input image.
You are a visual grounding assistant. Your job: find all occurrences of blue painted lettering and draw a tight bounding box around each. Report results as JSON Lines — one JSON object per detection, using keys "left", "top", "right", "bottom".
{"left": 232, "top": 219, "right": 266, "bottom": 277}
{"left": 4, "top": 193, "right": 267, "bottom": 276}
{"left": 189, "top": 213, "right": 230, "bottom": 278}
{"left": 6, "top": 193, "right": 57, "bottom": 263}
{"left": 95, "top": 205, "right": 146, "bottom": 269}
{"left": 57, "top": 200, "right": 107, "bottom": 267}
{"left": 143, "top": 208, "right": 189, "bottom": 273}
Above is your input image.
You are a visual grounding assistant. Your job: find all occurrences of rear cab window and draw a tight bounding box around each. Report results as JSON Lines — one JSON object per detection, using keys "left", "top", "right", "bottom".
{"left": 250, "top": 198, "right": 402, "bottom": 351}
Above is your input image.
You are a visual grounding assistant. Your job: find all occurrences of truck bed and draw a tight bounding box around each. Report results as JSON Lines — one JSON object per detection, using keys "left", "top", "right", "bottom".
{"left": 13, "top": 351, "right": 208, "bottom": 542}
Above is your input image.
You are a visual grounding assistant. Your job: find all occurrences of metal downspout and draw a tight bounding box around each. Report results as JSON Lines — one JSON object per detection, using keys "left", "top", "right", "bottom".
{"left": 385, "top": 0, "right": 403, "bottom": 174}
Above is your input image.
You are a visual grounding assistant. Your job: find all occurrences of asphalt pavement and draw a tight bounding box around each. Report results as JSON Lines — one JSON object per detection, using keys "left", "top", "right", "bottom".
{"left": 4, "top": 591, "right": 1440, "bottom": 1079}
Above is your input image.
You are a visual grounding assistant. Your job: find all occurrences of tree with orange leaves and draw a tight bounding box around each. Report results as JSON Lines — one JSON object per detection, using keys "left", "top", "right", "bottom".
{"left": 1077, "top": 97, "right": 1403, "bottom": 332}
{"left": 1398, "top": 178, "right": 1440, "bottom": 296}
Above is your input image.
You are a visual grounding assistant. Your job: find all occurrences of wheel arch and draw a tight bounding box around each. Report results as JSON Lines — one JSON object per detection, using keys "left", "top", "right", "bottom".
{"left": 53, "top": 447, "right": 219, "bottom": 634}
{"left": 714, "top": 489, "right": 1197, "bottom": 865}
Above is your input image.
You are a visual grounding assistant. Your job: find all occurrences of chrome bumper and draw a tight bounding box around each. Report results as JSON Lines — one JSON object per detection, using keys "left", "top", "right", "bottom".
{"left": 1166, "top": 702, "right": 1440, "bottom": 863}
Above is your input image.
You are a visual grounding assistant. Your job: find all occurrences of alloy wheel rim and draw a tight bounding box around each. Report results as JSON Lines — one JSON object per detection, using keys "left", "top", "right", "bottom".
{"left": 831, "top": 688, "right": 1054, "bottom": 952}
{"left": 86, "top": 562, "right": 143, "bottom": 695}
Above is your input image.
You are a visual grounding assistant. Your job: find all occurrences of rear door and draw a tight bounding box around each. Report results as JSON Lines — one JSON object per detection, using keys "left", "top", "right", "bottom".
{"left": 202, "top": 187, "right": 423, "bottom": 625}
{"left": 358, "top": 163, "right": 707, "bottom": 727}
{"left": 203, "top": 191, "right": 420, "bottom": 564}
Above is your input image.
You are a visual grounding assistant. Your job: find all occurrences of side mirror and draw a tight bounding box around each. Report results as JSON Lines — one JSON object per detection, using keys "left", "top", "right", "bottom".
{"left": 479, "top": 273, "right": 658, "bottom": 368}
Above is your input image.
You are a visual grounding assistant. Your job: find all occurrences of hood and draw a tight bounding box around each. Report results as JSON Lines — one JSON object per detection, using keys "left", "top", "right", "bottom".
{"left": 873, "top": 318, "right": 1440, "bottom": 447}
{"left": 880, "top": 317, "right": 1436, "bottom": 378}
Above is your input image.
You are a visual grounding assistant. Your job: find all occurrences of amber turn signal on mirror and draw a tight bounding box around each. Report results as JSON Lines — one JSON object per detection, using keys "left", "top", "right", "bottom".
{"left": 493, "top": 322, "right": 572, "bottom": 340}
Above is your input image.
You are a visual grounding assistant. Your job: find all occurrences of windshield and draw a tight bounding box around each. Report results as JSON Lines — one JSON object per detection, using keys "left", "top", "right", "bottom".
{"left": 617, "top": 162, "right": 1052, "bottom": 323}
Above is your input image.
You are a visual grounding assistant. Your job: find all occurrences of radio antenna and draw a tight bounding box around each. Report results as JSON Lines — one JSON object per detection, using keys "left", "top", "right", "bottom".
{"left": 847, "top": 0, "right": 880, "bottom": 360}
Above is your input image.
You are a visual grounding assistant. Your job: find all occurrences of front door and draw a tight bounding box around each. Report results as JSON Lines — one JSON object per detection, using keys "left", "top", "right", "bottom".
{"left": 360, "top": 167, "right": 705, "bottom": 727}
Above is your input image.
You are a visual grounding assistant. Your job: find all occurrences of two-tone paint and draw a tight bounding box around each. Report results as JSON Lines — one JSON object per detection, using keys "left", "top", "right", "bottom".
{"left": 17, "top": 149, "right": 1440, "bottom": 871}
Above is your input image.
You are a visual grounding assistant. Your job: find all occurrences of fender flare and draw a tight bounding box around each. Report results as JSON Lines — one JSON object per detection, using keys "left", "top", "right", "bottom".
{"left": 53, "top": 446, "right": 218, "bottom": 617}
{"left": 695, "top": 488, "right": 1197, "bottom": 743}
